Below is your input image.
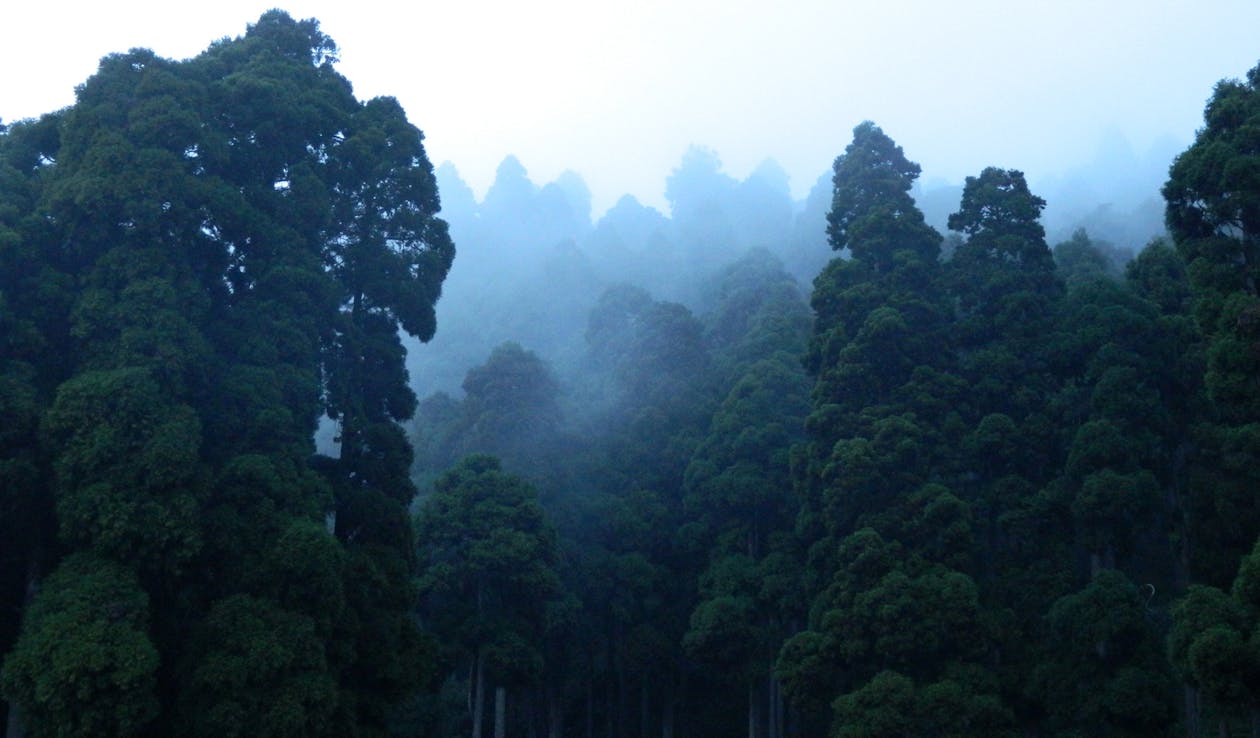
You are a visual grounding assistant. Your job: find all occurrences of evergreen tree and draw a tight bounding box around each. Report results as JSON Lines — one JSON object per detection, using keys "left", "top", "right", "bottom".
{"left": 416, "top": 455, "right": 558, "bottom": 738}
{"left": 1164, "top": 59, "right": 1260, "bottom": 588}
{"left": 0, "top": 13, "right": 452, "bottom": 735}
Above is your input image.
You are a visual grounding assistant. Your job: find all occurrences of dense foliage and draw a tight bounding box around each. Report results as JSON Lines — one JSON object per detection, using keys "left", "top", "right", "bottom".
{"left": 3, "top": 14, "right": 1260, "bottom": 738}
{"left": 0, "top": 12, "right": 453, "bottom": 737}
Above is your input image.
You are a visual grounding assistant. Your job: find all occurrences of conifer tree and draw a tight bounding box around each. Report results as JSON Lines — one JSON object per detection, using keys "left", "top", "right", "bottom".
{"left": 0, "top": 13, "right": 452, "bottom": 735}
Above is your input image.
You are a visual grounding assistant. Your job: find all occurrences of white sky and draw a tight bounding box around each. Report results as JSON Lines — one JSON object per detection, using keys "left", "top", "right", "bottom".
{"left": 3, "top": 1, "right": 1259, "bottom": 215}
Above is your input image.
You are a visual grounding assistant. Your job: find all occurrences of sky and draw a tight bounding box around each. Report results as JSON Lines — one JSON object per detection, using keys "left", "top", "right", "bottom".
{"left": 3, "top": 1, "right": 1259, "bottom": 216}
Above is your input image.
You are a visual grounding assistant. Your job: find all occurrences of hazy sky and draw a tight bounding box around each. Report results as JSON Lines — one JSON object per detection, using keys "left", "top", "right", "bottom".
{"left": 4, "top": 1, "right": 1259, "bottom": 215}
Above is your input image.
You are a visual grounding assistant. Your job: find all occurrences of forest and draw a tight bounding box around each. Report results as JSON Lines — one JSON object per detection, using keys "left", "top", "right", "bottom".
{"left": 2, "top": 10, "right": 1260, "bottom": 738}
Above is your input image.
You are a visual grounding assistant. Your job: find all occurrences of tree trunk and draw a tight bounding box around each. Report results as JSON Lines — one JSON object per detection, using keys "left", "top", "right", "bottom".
{"left": 526, "top": 689, "right": 538, "bottom": 738}
{"left": 777, "top": 675, "right": 786, "bottom": 738}
{"left": 3, "top": 558, "right": 42, "bottom": 738}
{"left": 748, "top": 682, "right": 762, "bottom": 738}
{"left": 606, "top": 679, "right": 615, "bottom": 738}
{"left": 468, "top": 655, "right": 477, "bottom": 716}
{"left": 767, "top": 672, "right": 781, "bottom": 738}
{"left": 640, "top": 676, "right": 650, "bottom": 738}
{"left": 586, "top": 678, "right": 594, "bottom": 738}
{"left": 1251, "top": 705, "right": 1260, "bottom": 738}
{"left": 495, "top": 687, "right": 506, "bottom": 738}
{"left": 661, "top": 693, "right": 674, "bottom": 738}
{"left": 1184, "top": 685, "right": 1201, "bottom": 738}
{"left": 1220, "top": 716, "right": 1230, "bottom": 738}
{"left": 748, "top": 682, "right": 755, "bottom": 738}
{"left": 617, "top": 666, "right": 628, "bottom": 738}
{"left": 5, "top": 703, "right": 24, "bottom": 738}
{"left": 549, "top": 685, "right": 562, "bottom": 738}
{"left": 473, "top": 653, "right": 486, "bottom": 738}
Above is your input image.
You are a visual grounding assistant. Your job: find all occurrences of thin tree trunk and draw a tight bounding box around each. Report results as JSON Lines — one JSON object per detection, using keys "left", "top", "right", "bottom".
{"left": 1185, "top": 685, "right": 1200, "bottom": 738}
{"left": 549, "top": 684, "right": 562, "bottom": 738}
{"left": 748, "top": 682, "right": 761, "bottom": 738}
{"left": 661, "top": 693, "right": 674, "bottom": 738}
{"left": 1220, "top": 716, "right": 1229, "bottom": 738}
{"left": 469, "top": 655, "right": 477, "bottom": 716}
{"left": 606, "top": 680, "right": 615, "bottom": 738}
{"left": 5, "top": 703, "right": 23, "bottom": 738}
{"left": 495, "top": 687, "right": 506, "bottom": 738}
{"left": 776, "top": 677, "right": 786, "bottom": 738}
{"left": 4, "top": 559, "right": 40, "bottom": 738}
{"left": 640, "top": 676, "right": 650, "bottom": 738}
{"left": 526, "top": 688, "right": 538, "bottom": 738}
{"left": 1251, "top": 705, "right": 1259, "bottom": 738}
{"left": 767, "top": 672, "right": 779, "bottom": 738}
{"left": 617, "top": 665, "right": 628, "bottom": 738}
{"left": 586, "top": 678, "right": 594, "bottom": 738}
{"left": 473, "top": 653, "right": 486, "bottom": 738}
{"left": 748, "top": 682, "right": 755, "bottom": 738}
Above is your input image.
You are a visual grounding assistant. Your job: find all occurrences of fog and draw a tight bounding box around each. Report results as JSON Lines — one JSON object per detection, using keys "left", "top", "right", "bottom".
{"left": 4, "top": 1, "right": 1260, "bottom": 217}
{"left": 401, "top": 131, "right": 1170, "bottom": 411}
{"left": 9, "top": 6, "right": 1260, "bottom": 736}
{"left": 5, "top": 0, "right": 1238, "bottom": 475}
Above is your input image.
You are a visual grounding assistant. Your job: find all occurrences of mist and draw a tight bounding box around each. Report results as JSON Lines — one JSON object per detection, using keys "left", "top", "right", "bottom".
{"left": 404, "top": 126, "right": 1172, "bottom": 409}
{"left": 7, "top": 6, "right": 1260, "bottom": 738}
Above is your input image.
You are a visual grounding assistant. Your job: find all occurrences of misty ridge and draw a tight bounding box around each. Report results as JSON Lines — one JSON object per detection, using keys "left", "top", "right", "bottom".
{"left": 402, "top": 133, "right": 1170, "bottom": 482}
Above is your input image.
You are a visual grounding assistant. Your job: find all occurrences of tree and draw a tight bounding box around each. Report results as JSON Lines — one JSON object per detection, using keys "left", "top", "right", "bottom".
{"left": 948, "top": 166, "right": 1061, "bottom": 350}
{"left": 1164, "top": 62, "right": 1260, "bottom": 303}
{"left": 1164, "top": 60, "right": 1260, "bottom": 590}
{"left": 445, "top": 342, "right": 563, "bottom": 475}
{"left": 1, "top": 555, "right": 159, "bottom": 738}
{"left": 826, "top": 121, "right": 939, "bottom": 268}
{"left": 1054, "top": 228, "right": 1123, "bottom": 288}
{"left": 1, "top": 12, "right": 451, "bottom": 735}
{"left": 1169, "top": 538, "right": 1260, "bottom": 738}
{"left": 416, "top": 455, "right": 558, "bottom": 738}
{"left": 1034, "top": 570, "right": 1174, "bottom": 738}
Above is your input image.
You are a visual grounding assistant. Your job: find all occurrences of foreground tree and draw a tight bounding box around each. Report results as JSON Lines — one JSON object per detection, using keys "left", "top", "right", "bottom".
{"left": 1164, "top": 60, "right": 1260, "bottom": 589}
{"left": 0, "top": 12, "right": 453, "bottom": 736}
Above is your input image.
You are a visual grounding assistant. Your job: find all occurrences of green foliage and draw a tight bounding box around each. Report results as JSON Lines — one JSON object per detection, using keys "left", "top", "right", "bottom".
{"left": 1054, "top": 228, "right": 1123, "bottom": 287}
{"left": 1168, "top": 540, "right": 1260, "bottom": 727}
{"left": 43, "top": 367, "right": 204, "bottom": 575}
{"left": 949, "top": 167, "right": 1061, "bottom": 352}
{"left": 1035, "top": 571, "right": 1174, "bottom": 737}
{"left": 421, "top": 342, "right": 564, "bottom": 477}
{"left": 177, "top": 595, "right": 338, "bottom": 738}
{"left": 1125, "top": 238, "right": 1193, "bottom": 314}
{"left": 417, "top": 454, "right": 558, "bottom": 685}
{"left": 827, "top": 121, "right": 940, "bottom": 266}
{"left": 831, "top": 670, "right": 1015, "bottom": 738}
{"left": 1164, "top": 60, "right": 1260, "bottom": 591}
{"left": 682, "top": 594, "right": 758, "bottom": 671}
{"left": 1, "top": 555, "right": 159, "bottom": 738}
{"left": 1164, "top": 61, "right": 1260, "bottom": 301}
{"left": 6, "top": 20, "right": 1260, "bottom": 738}
{"left": 0, "top": 11, "right": 450, "bottom": 735}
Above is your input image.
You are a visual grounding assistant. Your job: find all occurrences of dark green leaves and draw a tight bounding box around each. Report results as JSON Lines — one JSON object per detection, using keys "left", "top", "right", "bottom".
{"left": 1, "top": 555, "right": 159, "bottom": 738}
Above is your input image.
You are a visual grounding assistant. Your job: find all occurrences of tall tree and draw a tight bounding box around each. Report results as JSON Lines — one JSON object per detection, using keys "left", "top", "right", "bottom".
{"left": 416, "top": 455, "right": 558, "bottom": 738}
{"left": 0, "top": 12, "right": 452, "bottom": 736}
{"left": 1164, "top": 60, "right": 1260, "bottom": 588}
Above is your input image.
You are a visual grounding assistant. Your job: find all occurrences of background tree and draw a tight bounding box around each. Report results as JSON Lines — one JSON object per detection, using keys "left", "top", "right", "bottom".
{"left": 416, "top": 455, "right": 559, "bottom": 738}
